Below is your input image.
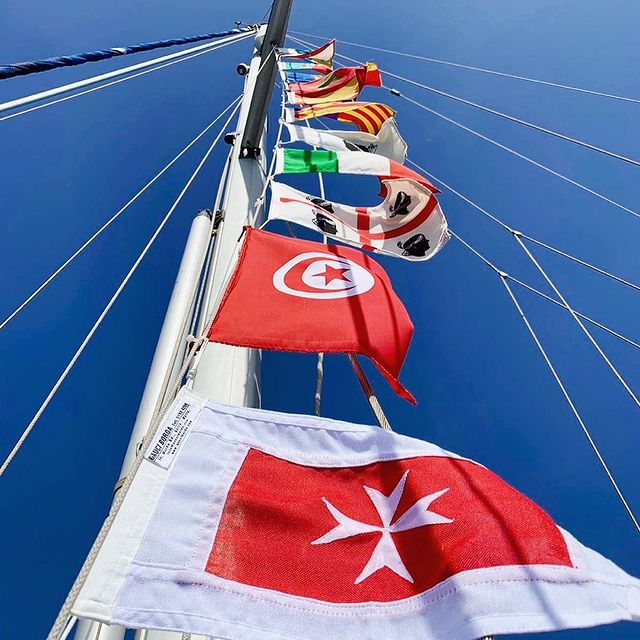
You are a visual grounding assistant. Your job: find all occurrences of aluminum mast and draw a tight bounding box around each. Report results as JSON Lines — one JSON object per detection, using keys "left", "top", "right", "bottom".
{"left": 73, "top": 2, "right": 292, "bottom": 639}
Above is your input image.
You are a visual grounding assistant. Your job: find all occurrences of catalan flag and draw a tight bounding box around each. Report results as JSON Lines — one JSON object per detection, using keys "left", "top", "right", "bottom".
{"left": 286, "top": 102, "right": 396, "bottom": 135}
{"left": 287, "top": 63, "right": 382, "bottom": 105}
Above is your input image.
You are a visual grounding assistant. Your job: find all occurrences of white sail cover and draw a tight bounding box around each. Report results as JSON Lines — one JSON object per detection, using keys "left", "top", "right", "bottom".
{"left": 284, "top": 119, "right": 408, "bottom": 163}
{"left": 268, "top": 180, "right": 449, "bottom": 261}
{"left": 72, "top": 388, "right": 640, "bottom": 640}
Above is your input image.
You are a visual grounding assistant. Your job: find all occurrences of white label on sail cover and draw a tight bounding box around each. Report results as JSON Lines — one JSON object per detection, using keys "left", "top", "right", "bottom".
{"left": 145, "top": 394, "right": 204, "bottom": 469}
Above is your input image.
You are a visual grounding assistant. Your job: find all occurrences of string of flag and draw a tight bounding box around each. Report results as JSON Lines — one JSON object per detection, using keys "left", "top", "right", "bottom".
{"left": 40, "top": 32, "right": 640, "bottom": 640}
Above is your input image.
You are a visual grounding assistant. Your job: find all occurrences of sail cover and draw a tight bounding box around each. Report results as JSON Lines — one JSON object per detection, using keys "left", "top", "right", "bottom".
{"left": 72, "top": 387, "right": 640, "bottom": 640}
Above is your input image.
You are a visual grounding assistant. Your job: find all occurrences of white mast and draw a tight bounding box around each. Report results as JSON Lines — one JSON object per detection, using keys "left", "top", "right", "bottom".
{"left": 73, "top": 4, "right": 292, "bottom": 638}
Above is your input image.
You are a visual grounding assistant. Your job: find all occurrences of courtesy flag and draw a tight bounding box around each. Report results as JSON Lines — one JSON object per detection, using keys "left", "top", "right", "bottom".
{"left": 287, "top": 63, "right": 382, "bottom": 105}
{"left": 72, "top": 387, "right": 640, "bottom": 640}
{"left": 268, "top": 181, "right": 448, "bottom": 261}
{"left": 286, "top": 101, "right": 396, "bottom": 134}
{"left": 207, "top": 227, "right": 415, "bottom": 402}
{"left": 284, "top": 119, "right": 408, "bottom": 163}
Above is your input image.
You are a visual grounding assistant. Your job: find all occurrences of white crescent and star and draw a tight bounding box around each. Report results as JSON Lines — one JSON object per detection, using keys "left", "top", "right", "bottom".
{"left": 272, "top": 252, "right": 375, "bottom": 299}
{"left": 312, "top": 471, "right": 453, "bottom": 585}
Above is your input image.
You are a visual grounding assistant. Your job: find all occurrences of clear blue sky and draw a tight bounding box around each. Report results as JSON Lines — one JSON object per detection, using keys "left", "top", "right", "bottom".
{"left": 1, "top": 1, "right": 639, "bottom": 638}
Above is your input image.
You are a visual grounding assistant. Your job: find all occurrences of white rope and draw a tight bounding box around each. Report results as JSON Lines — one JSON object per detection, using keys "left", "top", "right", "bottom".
{"left": 450, "top": 230, "right": 640, "bottom": 534}
{"left": 348, "top": 355, "right": 393, "bottom": 431}
{"left": 0, "top": 101, "right": 240, "bottom": 478}
{"left": 291, "top": 31, "right": 640, "bottom": 105}
{"left": 405, "top": 157, "right": 640, "bottom": 293}
{"left": 513, "top": 234, "right": 640, "bottom": 410}
{"left": 399, "top": 94, "right": 640, "bottom": 222}
{"left": 0, "top": 33, "right": 251, "bottom": 123}
{"left": 0, "top": 96, "right": 242, "bottom": 333}
{"left": 289, "top": 35, "right": 640, "bottom": 169}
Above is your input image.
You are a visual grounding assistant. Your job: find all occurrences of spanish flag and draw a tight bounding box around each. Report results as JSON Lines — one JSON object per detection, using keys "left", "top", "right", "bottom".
{"left": 287, "top": 63, "right": 382, "bottom": 105}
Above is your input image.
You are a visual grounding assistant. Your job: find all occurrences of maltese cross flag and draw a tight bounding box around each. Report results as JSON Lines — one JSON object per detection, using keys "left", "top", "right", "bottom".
{"left": 208, "top": 226, "right": 415, "bottom": 403}
{"left": 72, "top": 389, "right": 640, "bottom": 640}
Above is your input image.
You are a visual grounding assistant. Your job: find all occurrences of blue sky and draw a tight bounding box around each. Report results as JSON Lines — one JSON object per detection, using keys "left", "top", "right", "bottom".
{"left": 1, "top": 1, "right": 639, "bottom": 638}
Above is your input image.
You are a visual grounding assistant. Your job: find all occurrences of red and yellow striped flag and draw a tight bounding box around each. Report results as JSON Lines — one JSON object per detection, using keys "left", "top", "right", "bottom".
{"left": 288, "top": 102, "right": 396, "bottom": 135}
{"left": 287, "top": 63, "right": 382, "bottom": 105}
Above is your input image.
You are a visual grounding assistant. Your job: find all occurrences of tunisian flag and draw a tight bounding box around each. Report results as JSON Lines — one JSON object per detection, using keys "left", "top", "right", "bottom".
{"left": 208, "top": 227, "right": 415, "bottom": 403}
{"left": 72, "top": 388, "right": 640, "bottom": 640}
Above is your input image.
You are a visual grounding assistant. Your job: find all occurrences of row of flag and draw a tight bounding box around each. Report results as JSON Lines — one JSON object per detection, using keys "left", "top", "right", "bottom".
{"left": 206, "top": 38, "right": 451, "bottom": 403}
{"left": 70, "top": 37, "right": 640, "bottom": 640}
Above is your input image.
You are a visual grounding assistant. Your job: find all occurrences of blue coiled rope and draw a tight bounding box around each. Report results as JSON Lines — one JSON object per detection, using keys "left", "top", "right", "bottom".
{"left": 0, "top": 26, "right": 255, "bottom": 80}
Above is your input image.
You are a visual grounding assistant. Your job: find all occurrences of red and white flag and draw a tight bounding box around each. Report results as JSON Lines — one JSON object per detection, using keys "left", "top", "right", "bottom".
{"left": 72, "top": 388, "right": 640, "bottom": 639}
{"left": 208, "top": 227, "right": 415, "bottom": 403}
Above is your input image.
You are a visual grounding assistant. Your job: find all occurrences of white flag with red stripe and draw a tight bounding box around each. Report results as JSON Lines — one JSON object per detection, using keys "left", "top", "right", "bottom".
{"left": 268, "top": 180, "right": 449, "bottom": 261}
{"left": 72, "top": 388, "right": 640, "bottom": 640}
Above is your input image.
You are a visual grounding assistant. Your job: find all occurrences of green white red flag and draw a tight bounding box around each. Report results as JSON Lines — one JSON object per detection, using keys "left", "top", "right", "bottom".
{"left": 275, "top": 148, "right": 437, "bottom": 192}
{"left": 284, "top": 119, "right": 407, "bottom": 163}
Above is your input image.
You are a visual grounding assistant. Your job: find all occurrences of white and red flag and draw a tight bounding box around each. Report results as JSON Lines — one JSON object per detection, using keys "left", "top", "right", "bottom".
{"left": 72, "top": 388, "right": 640, "bottom": 639}
{"left": 207, "top": 226, "right": 415, "bottom": 403}
{"left": 268, "top": 181, "right": 448, "bottom": 261}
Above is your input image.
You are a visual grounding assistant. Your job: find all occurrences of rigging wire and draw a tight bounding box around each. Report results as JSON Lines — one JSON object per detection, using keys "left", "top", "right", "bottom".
{"left": 405, "top": 157, "right": 640, "bottom": 409}
{"left": 0, "top": 100, "right": 241, "bottom": 477}
{"left": 0, "top": 31, "right": 251, "bottom": 122}
{"left": 507, "top": 275, "right": 640, "bottom": 351}
{"left": 0, "top": 96, "right": 242, "bottom": 333}
{"left": 450, "top": 229, "right": 640, "bottom": 534}
{"left": 0, "top": 27, "right": 254, "bottom": 80}
{"left": 397, "top": 92, "right": 640, "bottom": 222}
{"left": 290, "top": 30, "right": 640, "bottom": 105}
{"left": 297, "top": 123, "right": 640, "bottom": 349}
{"left": 406, "top": 157, "right": 640, "bottom": 293}
{"left": 520, "top": 234, "right": 640, "bottom": 292}
{"left": 298, "top": 124, "right": 640, "bottom": 350}
{"left": 514, "top": 235, "right": 640, "bottom": 409}
{"left": 289, "top": 35, "right": 640, "bottom": 169}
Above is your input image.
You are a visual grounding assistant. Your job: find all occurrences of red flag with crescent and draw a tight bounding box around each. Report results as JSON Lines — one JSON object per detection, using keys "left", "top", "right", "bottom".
{"left": 207, "top": 227, "right": 415, "bottom": 403}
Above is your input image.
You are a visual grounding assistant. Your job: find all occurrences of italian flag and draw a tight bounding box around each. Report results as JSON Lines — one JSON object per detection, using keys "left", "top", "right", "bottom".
{"left": 275, "top": 148, "right": 438, "bottom": 193}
